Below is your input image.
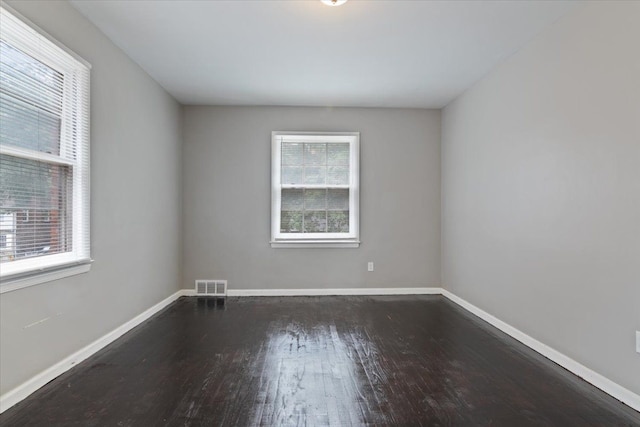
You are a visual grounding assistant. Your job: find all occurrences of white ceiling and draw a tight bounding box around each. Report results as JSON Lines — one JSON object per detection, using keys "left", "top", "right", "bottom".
{"left": 70, "top": 0, "right": 577, "bottom": 108}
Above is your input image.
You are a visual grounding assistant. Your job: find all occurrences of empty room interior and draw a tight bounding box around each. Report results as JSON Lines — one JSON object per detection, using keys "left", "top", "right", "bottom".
{"left": 0, "top": 0, "right": 639, "bottom": 425}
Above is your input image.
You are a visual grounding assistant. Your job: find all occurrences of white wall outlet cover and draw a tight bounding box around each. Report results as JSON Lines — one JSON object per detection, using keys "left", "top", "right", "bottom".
{"left": 636, "top": 331, "right": 640, "bottom": 354}
{"left": 367, "top": 262, "right": 374, "bottom": 272}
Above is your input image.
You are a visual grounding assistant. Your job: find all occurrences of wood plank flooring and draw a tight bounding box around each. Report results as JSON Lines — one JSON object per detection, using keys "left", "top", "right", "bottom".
{"left": 1, "top": 295, "right": 639, "bottom": 426}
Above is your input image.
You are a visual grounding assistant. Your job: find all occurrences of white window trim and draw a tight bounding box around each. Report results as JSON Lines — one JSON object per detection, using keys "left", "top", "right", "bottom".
{"left": 271, "top": 131, "right": 360, "bottom": 248}
{"left": 0, "top": 3, "right": 92, "bottom": 291}
{"left": 0, "top": 2, "right": 91, "bottom": 69}
{"left": 0, "top": 261, "right": 92, "bottom": 294}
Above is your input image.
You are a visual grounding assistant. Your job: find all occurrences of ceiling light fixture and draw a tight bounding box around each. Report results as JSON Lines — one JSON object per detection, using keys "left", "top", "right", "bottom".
{"left": 321, "top": 0, "right": 348, "bottom": 6}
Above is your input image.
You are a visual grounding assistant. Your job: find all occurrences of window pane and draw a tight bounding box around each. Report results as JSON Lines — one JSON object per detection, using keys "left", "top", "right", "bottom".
{"left": 304, "top": 143, "right": 326, "bottom": 165}
{"left": 0, "top": 154, "right": 70, "bottom": 261}
{"left": 304, "top": 189, "right": 326, "bottom": 210}
{"left": 281, "top": 189, "right": 351, "bottom": 234}
{"left": 327, "top": 166, "right": 349, "bottom": 185}
{"left": 0, "top": 41, "right": 63, "bottom": 156}
{"left": 304, "top": 211, "right": 326, "bottom": 233}
{"left": 304, "top": 166, "right": 326, "bottom": 185}
{"left": 328, "top": 211, "right": 349, "bottom": 233}
{"left": 327, "top": 189, "right": 349, "bottom": 210}
{"left": 281, "top": 166, "right": 303, "bottom": 185}
{"left": 282, "top": 142, "right": 303, "bottom": 165}
{"left": 328, "top": 143, "right": 349, "bottom": 165}
{"left": 281, "top": 211, "right": 302, "bottom": 233}
{"left": 0, "top": 92, "right": 61, "bottom": 154}
{"left": 281, "top": 189, "right": 303, "bottom": 210}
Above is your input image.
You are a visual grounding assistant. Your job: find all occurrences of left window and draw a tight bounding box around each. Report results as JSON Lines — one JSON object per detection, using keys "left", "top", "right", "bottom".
{"left": 0, "top": 5, "right": 90, "bottom": 289}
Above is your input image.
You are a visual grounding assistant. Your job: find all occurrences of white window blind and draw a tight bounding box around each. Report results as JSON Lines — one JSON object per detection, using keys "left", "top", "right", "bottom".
{"left": 0, "top": 5, "right": 90, "bottom": 281}
{"left": 271, "top": 132, "right": 359, "bottom": 248}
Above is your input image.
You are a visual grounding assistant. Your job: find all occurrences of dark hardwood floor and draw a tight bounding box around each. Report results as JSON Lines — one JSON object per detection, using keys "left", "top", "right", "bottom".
{"left": 1, "top": 295, "right": 639, "bottom": 426}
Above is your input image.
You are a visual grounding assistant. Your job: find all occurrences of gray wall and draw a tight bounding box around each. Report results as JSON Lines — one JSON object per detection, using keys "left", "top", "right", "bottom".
{"left": 183, "top": 106, "right": 440, "bottom": 290}
{"left": 442, "top": 1, "right": 640, "bottom": 395}
{"left": 0, "top": 1, "right": 183, "bottom": 394}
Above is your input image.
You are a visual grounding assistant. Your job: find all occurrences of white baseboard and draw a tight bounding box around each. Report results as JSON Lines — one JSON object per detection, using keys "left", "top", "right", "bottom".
{"left": 184, "top": 287, "right": 442, "bottom": 297}
{"left": 440, "top": 289, "right": 640, "bottom": 413}
{"left": 0, "top": 289, "right": 190, "bottom": 414}
{"left": 223, "top": 287, "right": 443, "bottom": 297}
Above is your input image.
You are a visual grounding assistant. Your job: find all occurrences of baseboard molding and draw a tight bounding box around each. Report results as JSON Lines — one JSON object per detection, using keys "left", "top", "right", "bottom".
{"left": 223, "top": 287, "right": 443, "bottom": 297}
{"left": 0, "top": 289, "right": 189, "bottom": 414}
{"left": 441, "top": 289, "right": 640, "bottom": 412}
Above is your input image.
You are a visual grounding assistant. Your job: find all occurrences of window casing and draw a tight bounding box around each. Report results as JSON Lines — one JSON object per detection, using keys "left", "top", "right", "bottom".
{"left": 271, "top": 132, "right": 359, "bottom": 248}
{"left": 0, "top": 5, "right": 90, "bottom": 289}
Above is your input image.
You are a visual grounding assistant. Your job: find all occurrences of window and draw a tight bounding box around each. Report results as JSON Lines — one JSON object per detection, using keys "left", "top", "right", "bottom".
{"left": 0, "top": 5, "right": 90, "bottom": 288}
{"left": 271, "top": 132, "right": 359, "bottom": 248}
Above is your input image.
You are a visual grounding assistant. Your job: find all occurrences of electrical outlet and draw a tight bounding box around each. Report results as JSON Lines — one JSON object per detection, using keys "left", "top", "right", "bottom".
{"left": 367, "top": 262, "right": 374, "bottom": 272}
{"left": 636, "top": 331, "right": 640, "bottom": 354}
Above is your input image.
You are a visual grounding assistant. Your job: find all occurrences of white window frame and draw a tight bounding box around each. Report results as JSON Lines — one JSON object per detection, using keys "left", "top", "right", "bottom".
{"left": 0, "top": 4, "right": 91, "bottom": 293}
{"left": 271, "top": 131, "right": 360, "bottom": 248}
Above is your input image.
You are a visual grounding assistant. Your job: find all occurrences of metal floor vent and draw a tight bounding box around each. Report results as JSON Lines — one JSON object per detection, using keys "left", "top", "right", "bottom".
{"left": 195, "top": 280, "right": 227, "bottom": 297}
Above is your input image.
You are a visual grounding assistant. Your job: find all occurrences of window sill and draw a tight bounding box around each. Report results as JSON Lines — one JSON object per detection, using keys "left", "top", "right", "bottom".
{"left": 0, "top": 261, "right": 92, "bottom": 294}
{"left": 270, "top": 240, "right": 360, "bottom": 249}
